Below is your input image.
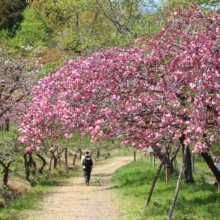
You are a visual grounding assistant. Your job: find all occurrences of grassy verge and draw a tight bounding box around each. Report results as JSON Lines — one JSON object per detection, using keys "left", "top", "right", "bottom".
{"left": 111, "top": 156, "right": 220, "bottom": 220}
{"left": 0, "top": 148, "right": 129, "bottom": 220}
{"left": 0, "top": 167, "right": 82, "bottom": 220}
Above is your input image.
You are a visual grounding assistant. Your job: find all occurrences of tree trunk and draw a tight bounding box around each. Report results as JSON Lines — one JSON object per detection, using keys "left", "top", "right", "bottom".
{"left": 28, "top": 153, "right": 36, "bottom": 175}
{"left": 201, "top": 153, "right": 220, "bottom": 183}
{"left": 5, "top": 118, "right": 9, "bottom": 131}
{"left": 134, "top": 149, "right": 136, "bottom": 162}
{"left": 202, "top": 135, "right": 220, "bottom": 185}
{"left": 78, "top": 148, "right": 82, "bottom": 159}
{"left": 57, "top": 155, "right": 60, "bottom": 167}
{"left": 170, "top": 144, "right": 181, "bottom": 172}
{"left": 183, "top": 145, "right": 194, "bottom": 183}
{"left": 36, "top": 153, "right": 47, "bottom": 174}
{"left": 64, "top": 148, "right": 68, "bottom": 167}
{"left": 73, "top": 153, "right": 77, "bottom": 166}
{"left": 3, "top": 166, "right": 9, "bottom": 186}
{"left": 96, "top": 148, "right": 100, "bottom": 159}
{"left": 24, "top": 153, "right": 30, "bottom": 181}
{"left": 51, "top": 152, "right": 57, "bottom": 168}
{"left": 179, "top": 134, "right": 194, "bottom": 184}
{"left": 0, "top": 159, "right": 15, "bottom": 186}
{"left": 49, "top": 156, "right": 53, "bottom": 171}
{"left": 152, "top": 144, "right": 176, "bottom": 175}
{"left": 49, "top": 152, "right": 58, "bottom": 169}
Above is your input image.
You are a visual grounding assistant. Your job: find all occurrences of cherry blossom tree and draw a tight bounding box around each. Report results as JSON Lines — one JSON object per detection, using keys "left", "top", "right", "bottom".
{"left": 0, "top": 47, "right": 44, "bottom": 184}
{"left": 0, "top": 47, "right": 41, "bottom": 128}
{"left": 18, "top": 3, "right": 220, "bottom": 187}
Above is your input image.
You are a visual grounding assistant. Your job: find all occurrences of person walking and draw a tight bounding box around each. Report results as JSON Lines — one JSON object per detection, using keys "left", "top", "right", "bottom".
{"left": 81, "top": 149, "right": 93, "bottom": 186}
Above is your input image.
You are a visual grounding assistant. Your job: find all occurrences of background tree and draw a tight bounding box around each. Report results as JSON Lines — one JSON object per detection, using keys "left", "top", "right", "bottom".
{"left": 27, "top": 0, "right": 114, "bottom": 53}
{"left": 95, "top": 0, "right": 156, "bottom": 35}
{"left": 26, "top": 0, "right": 157, "bottom": 54}
{"left": 0, "top": 0, "right": 27, "bottom": 36}
{"left": 0, "top": 47, "right": 42, "bottom": 130}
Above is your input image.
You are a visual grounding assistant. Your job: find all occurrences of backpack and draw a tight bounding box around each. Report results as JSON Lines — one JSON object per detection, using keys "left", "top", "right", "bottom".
{"left": 83, "top": 156, "right": 93, "bottom": 167}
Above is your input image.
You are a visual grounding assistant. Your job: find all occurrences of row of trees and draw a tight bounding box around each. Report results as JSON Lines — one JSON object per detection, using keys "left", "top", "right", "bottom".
{"left": 0, "top": 47, "right": 45, "bottom": 189}
{"left": 0, "top": 133, "right": 109, "bottom": 187}
{"left": 0, "top": 47, "right": 42, "bottom": 126}
{"left": 1, "top": 2, "right": 220, "bottom": 218}
{"left": 18, "top": 2, "right": 220, "bottom": 187}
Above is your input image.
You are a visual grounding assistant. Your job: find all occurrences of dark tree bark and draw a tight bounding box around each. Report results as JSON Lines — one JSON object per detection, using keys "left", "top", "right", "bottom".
{"left": 170, "top": 144, "right": 181, "bottom": 172}
{"left": 49, "top": 156, "right": 53, "bottom": 171}
{"left": 133, "top": 149, "right": 136, "bottom": 162}
{"left": 5, "top": 118, "right": 9, "bottom": 131}
{"left": 77, "top": 148, "right": 82, "bottom": 159}
{"left": 201, "top": 153, "right": 220, "bottom": 183}
{"left": 24, "top": 153, "right": 30, "bottom": 181}
{"left": 36, "top": 153, "right": 47, "bottom": 174}
{"left": 64, "top": 148, "right": 68, "bottom": 167}
{"left": 0, "top": 159, "right": 15, "bottom": 185}
{"left": 96, "top": 148, "right": 100, "bottom": 159}
{"left": 152, "top": 143, "right": 177, "bottom": 174}
{"left": 57, "top": 155, "right": 61, "bottom": 166}
{"left": 179, "top": 134, "right": 194, "bottom": 184}
{"left": 73, "top": 153, "right": 77, "bottom": 166}
{"left": 24, "top": 152, "right": 37, "bottom": 181}
{"left": 28, "top": 153, "right": 36, "bottom": 175}
{"left": 50, "top": 152, "right": 58, "bottom": 169}
{"left": 201, "top": 134, "right": 220, "bottom": 185}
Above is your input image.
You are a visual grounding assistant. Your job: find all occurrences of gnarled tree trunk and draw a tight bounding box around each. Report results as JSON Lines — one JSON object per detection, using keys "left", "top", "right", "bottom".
{"left": 24, "top": 153, "right": 30, "bottom": 181}
{"left": 179, "top": 134, "right": 194, "bottom": 184}
{"left": 36, "top": 153, "right": 47, "bottom": 174}
{"left": 73, "top": 153, "right": 77, "bottom": 166}
{"left": 0, "top": 159, "right": 15, "bottom": 185}
{"left": 201, "top": 153, "right": 220, "bottom": 183}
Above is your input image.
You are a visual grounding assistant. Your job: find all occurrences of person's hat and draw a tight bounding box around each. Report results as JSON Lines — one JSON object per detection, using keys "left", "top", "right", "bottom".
{"left": 84, "top": 149, "right": 90, "bottom": 153}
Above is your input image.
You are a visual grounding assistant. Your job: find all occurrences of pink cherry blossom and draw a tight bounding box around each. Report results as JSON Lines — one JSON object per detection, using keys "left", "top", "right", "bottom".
{"left": 17, "top": 4, "right": 220, "bottom": 159}
{"left": 49, "top": 147, "right": 56, "bottom": 152}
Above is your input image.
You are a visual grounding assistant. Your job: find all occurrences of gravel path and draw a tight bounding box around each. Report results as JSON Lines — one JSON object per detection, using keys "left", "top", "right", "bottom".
{"left": 21, "top": 156, "right": 133, "bottom": 220}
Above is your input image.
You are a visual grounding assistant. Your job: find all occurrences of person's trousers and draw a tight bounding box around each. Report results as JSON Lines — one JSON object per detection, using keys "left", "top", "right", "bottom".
{"left": 83, "top": 167, "right": 92, "bottom": 184}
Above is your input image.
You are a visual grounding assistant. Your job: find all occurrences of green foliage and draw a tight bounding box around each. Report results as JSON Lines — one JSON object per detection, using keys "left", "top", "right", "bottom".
{"left": 0, "top": 0, "right": 27, "bottom": 36}
{"left": 25, "top": 0, "right": 160, "bottom": 53}
{"left": 7, "top": 8, "right": 49, "bottom": 54}
{"left": 0, "top": 0, "right": 161, "bottom": 57}
{"left": 0, "top": 29, "right": 9, "bottom": 43}
{"left": 111, "top": 157, "right": 220, "bottom": 220}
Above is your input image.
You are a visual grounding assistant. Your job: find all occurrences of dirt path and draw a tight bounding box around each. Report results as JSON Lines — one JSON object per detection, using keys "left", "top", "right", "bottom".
{"left": 21, "top": 156, "right": 133, "bottom": 220}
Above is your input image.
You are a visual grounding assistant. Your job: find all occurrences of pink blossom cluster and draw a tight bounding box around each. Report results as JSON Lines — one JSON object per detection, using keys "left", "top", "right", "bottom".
{"left": 18, "top": 4, "right": 220, "bottom": 154}
{"left": 24, "top": 146, "right": 34, "bottom": 153}
{"left": 49, "top": 147, "right": 56, "bottom": 153}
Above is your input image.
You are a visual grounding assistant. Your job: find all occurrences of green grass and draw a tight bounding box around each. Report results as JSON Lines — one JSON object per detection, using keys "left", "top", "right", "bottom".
{"left": 0, "top": 148, "right": 128, "bottom": 220}
{"left": 3, "top": 136, "right": 217, "bottom": 220}
{"left": 0, "top": 187, "right": 45, "bottom": 220}
{"left": 0, "top": 167, "right": 82, "bottom": 220}
{"left": 111, "top": 157, "right": 220, "bottom": 220}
